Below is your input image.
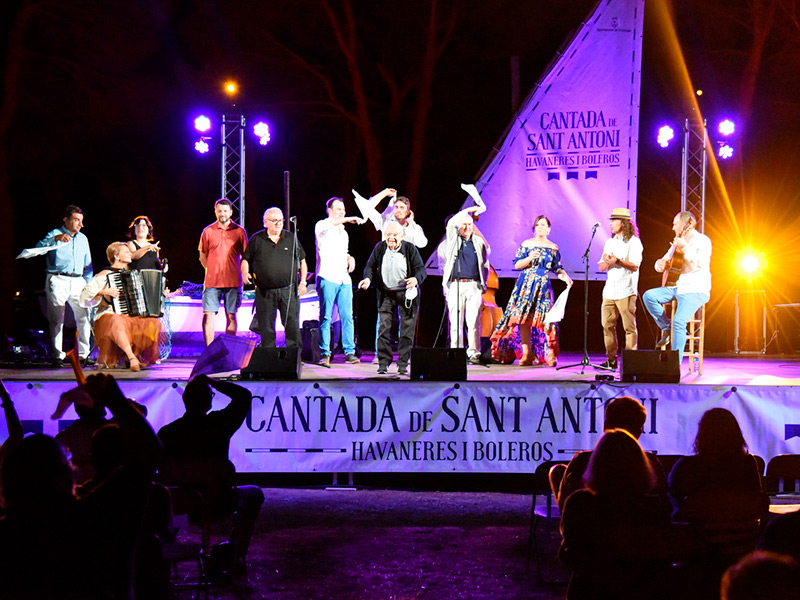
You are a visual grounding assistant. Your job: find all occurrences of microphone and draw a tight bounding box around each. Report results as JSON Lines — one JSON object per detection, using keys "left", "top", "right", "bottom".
{"left": 289, "top": 216, "right": 297, "bottom": 224}
{"left": 592, "top": 222, "right": 601, "bottom": 230}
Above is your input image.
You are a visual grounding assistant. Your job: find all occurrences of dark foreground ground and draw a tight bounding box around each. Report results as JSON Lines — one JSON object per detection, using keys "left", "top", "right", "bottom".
{"left": 184, "top": 487, "right": 569, "bottom": 600}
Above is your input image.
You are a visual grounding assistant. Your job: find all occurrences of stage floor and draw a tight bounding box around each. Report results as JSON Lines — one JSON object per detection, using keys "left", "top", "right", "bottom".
{"left": 3, "top": 351, "right": 800, "bottom": 386}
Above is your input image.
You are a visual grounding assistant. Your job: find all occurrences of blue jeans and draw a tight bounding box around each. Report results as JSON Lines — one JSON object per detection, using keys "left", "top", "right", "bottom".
{"left": 318, "top": 277, "right": 355, "bottom": 357}
{"left": 642, "top": 287, "right": 709, "bottom": 363}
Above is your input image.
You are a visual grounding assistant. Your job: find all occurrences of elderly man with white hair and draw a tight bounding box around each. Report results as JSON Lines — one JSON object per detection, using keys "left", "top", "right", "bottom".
{"left": 358, "top": 222, "right": 427, "bottom": 375}
{"left": 441, "top": 184, "right": 491, "bottom": 365}
{"left": 242, "top": 207, "right": 308, "bottom": 348}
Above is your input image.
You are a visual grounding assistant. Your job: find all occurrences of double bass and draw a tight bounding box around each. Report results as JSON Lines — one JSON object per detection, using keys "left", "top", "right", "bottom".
{"left": 480, "top": 264, "right": 503, "bottom": 334}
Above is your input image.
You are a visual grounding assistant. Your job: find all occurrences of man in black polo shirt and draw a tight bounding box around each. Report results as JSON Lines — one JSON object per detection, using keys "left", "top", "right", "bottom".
{"left": 241, "top": 207, "right": 307, "bottom": 347}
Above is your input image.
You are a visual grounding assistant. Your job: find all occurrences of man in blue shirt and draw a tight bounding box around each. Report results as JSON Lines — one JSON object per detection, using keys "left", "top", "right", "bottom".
{"left": 441, "top": 185, "right": 491, "bottom": 366}
{"left": 36, "top": 205, "right": 94, "bottom": 366}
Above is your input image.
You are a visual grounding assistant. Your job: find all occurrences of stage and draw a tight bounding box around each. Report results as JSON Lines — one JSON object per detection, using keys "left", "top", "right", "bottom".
{"left": 2, "top": 350, "right": 800, "bottom": 385}
{"left": 2, "top": 351, "right": 800, "bottom": 475}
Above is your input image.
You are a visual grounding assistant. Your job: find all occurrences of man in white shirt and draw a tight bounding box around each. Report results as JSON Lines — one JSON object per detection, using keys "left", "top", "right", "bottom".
{"left": 314, "top": 197, "right": 362, "bottom": 366}
{"left": 356, "top": 188, "right": 429, "bottom": 249}
{"left": 642, "top": 211, "right": 712, "bottom": 364}
{"left": 598, "top": 208, "right": 643, "bottom": 371}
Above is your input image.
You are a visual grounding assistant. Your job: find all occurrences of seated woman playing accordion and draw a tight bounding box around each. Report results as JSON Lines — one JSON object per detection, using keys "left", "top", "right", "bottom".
{"left": 80, "top": 242, "right": 162, "bottom": 371}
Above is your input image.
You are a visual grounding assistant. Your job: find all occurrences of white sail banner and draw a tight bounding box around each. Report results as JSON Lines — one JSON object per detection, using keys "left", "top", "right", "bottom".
{"left": 426, "top": 0, "right": 645, "bottom": 280}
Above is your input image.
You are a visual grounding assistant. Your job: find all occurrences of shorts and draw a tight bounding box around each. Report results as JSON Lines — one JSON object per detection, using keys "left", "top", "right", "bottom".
{"left": 202, "top": 287, "right": 243, "bottom": 314}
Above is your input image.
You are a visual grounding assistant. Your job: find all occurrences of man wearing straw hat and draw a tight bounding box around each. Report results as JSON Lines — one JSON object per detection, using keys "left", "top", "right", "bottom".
{"left": 597, "top": 208, "right": 643, "bottom": 370}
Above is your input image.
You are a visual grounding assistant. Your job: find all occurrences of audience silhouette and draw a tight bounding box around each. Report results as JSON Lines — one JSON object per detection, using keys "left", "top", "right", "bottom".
{"left": 553, "top": 395, "right": 666, "bottom": 512}
{"left": 559, "top": 429, "right": 685, "bottom": 599}
{"left": 759, "top": 507, "right": 800, "bottom": 562}
{"left": 669, "top": 408, "right": 764, "bottom": 514}
{"left": 0, "top": 380, "right": 24, "bottom": 508}
{"left": 0, "top": 373, "right": 162, "bottom": 600}
{"left": 54, "top": 390, "right": 109, "bottom": 484}
{"left": 720, "top": 550, "right": 800, "bottom": 600}
{"left": 157, "top": 374, "right": 264, "bottom": 579}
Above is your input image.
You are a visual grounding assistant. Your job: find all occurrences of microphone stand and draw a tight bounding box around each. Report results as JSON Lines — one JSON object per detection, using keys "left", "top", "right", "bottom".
{"left": 557, "top": 224, "right": 605, "bottom": 374}
{"left": 286, "top": 217, "right": 299, "bottom": 349}
{"left": 453, "top": 231, "right": 464, "bottom": 352}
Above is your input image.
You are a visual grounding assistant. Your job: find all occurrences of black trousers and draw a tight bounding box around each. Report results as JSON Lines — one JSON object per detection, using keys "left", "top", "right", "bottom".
{"left": 255, "top": 285, "right": 300, "bottom": 348}
{"left": 377, "top": 290, "right": 418, "bottom": 367}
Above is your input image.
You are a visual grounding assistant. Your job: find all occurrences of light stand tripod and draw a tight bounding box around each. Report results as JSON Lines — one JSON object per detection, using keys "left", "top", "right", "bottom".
{"left": 557, "top": 223, "right": 607, "bottom": 374}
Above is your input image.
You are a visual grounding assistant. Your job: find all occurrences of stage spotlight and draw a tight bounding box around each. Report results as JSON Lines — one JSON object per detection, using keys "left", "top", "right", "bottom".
{"left": 717, "top": 142, "right": 734, "bottom": 160}
{"left": 194, "top": 138, "right": 210, "bottom": 154}
{"left": 718, "top": 119, "right": 735, "bottom": 136}
{"left": 253, "top": 121, "right": 271, "bottom": 146}
{"left": 657, "top": 125, "right": 675, "bottom": 148}
{"left": 695, "top": 89, "right": 703, "bottom": 96}
{"left": 224, "top": 81, "right": 238, "bottom": 96}
{"left": 735, "top": 247, "right": 767, "bottom": 280}
{"left": 194, "top": 115, "right": 212, "bottom": 133}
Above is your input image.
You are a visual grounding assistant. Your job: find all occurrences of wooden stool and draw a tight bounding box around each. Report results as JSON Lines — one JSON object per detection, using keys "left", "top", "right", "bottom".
{"left": 669, "top": 300, "right": 705, "bottom": 374}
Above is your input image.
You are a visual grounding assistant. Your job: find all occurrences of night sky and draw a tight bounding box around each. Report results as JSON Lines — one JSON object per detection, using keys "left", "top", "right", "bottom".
{"left": 4, "top": 0, "right": 800, "bottom": 353}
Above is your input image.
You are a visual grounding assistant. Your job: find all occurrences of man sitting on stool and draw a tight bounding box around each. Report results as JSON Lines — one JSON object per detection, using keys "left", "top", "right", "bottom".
{"left": 642, "top": 211, "right": 711, "bottom": 365}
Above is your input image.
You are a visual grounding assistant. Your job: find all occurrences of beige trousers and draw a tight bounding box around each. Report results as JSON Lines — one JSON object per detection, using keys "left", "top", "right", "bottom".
{"left": 601, "top": 295, "right": 638, "bottom": 359}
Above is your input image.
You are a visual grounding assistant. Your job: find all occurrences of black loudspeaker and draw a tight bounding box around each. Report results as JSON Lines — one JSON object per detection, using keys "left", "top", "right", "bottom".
{"left": 410, "top": 348, "right": 467, "bottom": 381}
{"left": 241, "top": 346, "right": 302, "bottom": 380}
{"left": 621, "top": 350, "right": 680, "bottom": 383}
{"left": 301, "top": 320, "right": 322, "bottom": 363}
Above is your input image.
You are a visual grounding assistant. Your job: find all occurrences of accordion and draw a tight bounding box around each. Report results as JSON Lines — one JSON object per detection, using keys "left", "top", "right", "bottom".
{"left": 107, "top": 269, "right": 165, "bottom": 317}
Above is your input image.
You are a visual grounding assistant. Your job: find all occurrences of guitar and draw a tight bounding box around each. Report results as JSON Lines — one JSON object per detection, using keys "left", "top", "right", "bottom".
{"left": 661, "top": 222, "right": 691, "bottom": 287}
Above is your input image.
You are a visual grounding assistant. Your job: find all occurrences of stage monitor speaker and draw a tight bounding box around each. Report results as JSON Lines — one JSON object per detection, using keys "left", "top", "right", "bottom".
{"left": 241, "top": 346, "right": 302, "bottom": 380}
{"left": 410, "top": 348, "right": 467, "bottom": 381}
{"left": 621, "top": 350, "right": 680, "bottom": 383}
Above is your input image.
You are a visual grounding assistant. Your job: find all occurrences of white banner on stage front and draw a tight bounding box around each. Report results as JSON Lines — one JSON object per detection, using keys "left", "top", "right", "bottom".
{"left": 4, "top": 380, "right": 800, "bottom": 473}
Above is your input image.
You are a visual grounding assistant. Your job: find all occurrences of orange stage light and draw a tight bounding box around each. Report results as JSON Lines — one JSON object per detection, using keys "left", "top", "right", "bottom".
{"left": 224, "top": 81, "right": 238, "bottom": 96}
{"left": 734, "top": 247, "right": 767, "bottom": 281}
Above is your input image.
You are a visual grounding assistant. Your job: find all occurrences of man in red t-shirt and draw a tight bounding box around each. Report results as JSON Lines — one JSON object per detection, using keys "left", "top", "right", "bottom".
{"left": 198, "top": 199, "right": 248, "bottom": 345}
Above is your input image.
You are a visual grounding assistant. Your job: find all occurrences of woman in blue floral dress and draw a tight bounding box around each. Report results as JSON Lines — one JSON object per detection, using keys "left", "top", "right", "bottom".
{"left": 490, "top": 215, "right": 573, "bottom": 366}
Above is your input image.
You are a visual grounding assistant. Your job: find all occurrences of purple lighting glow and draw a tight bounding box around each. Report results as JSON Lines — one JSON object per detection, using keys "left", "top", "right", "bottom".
{"left": 194, "top": 115, "right": 212, "bottom": 133}
{"left": 656, "top": 125, "right": 674, "bottom": 148}
{"left": 194, "top": 139, "right": 210, "bottom": 154}
{"left": 253, "top": 121, "right": 270, "bottom": 146}
{"left": 717, "top": 142, "right": 734, "bottom": 160}
{"left": 718, "top": 119, "right": 736, "bottom": 136}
